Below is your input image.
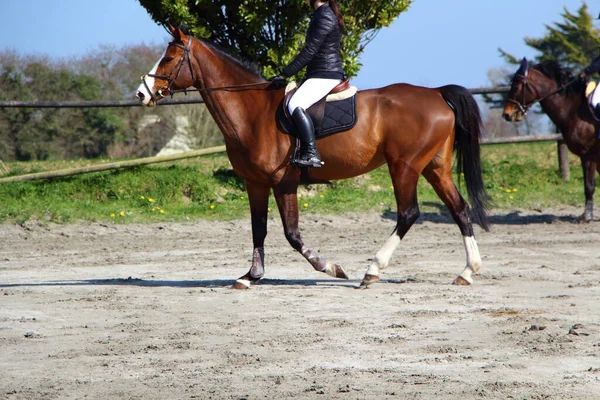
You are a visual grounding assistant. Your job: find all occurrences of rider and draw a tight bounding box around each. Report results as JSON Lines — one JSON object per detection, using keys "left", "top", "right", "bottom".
{"left": 579, "top": 13, "right": 600, "bottom": 133}
{"left": 271, "top": 0, "right": 345, "bottom": 168}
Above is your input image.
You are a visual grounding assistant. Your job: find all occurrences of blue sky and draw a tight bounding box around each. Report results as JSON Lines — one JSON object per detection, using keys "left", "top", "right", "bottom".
{"left": 0, "top": 0, "right": 595, "bottom": 90}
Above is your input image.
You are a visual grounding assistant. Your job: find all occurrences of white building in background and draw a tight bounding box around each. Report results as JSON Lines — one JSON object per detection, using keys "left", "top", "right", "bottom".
{"left": 137, "top": 114, "right": 194, "bottom": 156}
{"left": 156, "top": 115, "right": 192, "bottom": 156}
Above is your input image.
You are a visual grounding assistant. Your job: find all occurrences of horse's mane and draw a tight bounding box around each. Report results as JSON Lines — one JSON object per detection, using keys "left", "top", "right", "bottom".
{"left": 532, "top": 60, "right": 585, "bottom": 94}
{"left": 199, "top": 39, "right": 265, "bottom": 80}
{"left": 172, "top": 25, "right": 264, "bottom": 80}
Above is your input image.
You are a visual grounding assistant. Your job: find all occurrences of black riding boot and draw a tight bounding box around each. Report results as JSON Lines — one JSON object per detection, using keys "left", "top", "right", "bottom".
{"left": 291, "top": 107, "right": 322, "bottom": 168}
{"left": 596, "top": 104, "right": 600, "bottom": 139}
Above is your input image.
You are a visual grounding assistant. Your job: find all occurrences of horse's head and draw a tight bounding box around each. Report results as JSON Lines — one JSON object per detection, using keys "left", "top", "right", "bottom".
{"left": 502, "top": 58, "right": 532, "bottom": 122}
{"left": 136, "top": 26, "right": 196, "bottom": 107}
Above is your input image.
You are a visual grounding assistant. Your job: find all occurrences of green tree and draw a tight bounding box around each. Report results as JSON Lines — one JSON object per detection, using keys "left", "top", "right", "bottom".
{"left": 0, "top": 55, "right": 124, "bottom": 160}
{"left": 138, "top": 0, "right": 411, "bottom": 78}
{"left": 499, "top": 2, "right": 600, "bottom": 73}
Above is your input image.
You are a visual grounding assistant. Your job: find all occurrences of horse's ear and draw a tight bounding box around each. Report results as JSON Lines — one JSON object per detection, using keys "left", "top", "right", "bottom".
{"left": 171, "top": 25, "right": 183, "bottom": 42}
{"left": 518, "top": 57, "right": 529, "bottom": 77}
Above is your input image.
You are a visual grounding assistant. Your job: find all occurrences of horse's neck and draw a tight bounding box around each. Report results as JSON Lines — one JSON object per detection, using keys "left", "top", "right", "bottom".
{"left": 537, "top": 78, "right": 581, "bottom": 134}
{"left": 191, "top": 42, "right": 271, "bottom": 147}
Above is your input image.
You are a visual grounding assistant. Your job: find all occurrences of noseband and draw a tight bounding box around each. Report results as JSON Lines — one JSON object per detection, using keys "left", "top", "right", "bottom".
{"left": 141, "top": 38, "right": 195, "bottom": 103}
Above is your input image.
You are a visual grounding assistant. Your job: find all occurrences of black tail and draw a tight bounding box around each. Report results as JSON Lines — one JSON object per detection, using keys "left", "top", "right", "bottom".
{"left": 440, "top": 84, "right": 491, "bottom": 232}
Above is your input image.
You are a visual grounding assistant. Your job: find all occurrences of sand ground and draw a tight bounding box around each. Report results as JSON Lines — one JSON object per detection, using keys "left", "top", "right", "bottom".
{"left": 1, "top": 207, "right": 600, "bottom": 399}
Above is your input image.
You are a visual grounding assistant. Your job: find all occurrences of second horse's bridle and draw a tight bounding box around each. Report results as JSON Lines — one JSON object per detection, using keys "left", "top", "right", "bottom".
{"left": 507, "top": 67, "right": 578, "bottom": 115}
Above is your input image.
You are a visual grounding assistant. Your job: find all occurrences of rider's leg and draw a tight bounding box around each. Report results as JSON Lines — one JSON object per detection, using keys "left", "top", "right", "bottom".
{"left": 291, "top": 107, "right": 321, "bottom": 167}
{"left": 591, "top": 86, "right": 600, "bottom": 139}
{"left": 288, "top": 78, "right": 341, "bottom": 167}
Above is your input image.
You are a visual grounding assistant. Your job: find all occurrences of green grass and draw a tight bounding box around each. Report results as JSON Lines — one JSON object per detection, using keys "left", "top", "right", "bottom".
{"left": 0, "top": 142, "right": 587, "bottom": 224}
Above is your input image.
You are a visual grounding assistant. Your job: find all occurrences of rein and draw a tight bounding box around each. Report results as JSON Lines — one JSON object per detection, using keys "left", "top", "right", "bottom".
{"left": 508, "top": 73, "right": 579, "bottom": 114}
{"left": 141, "top": 36, "right": 274, "bottom": 101}
{"left": 170, "top": 81, "right": 273, "bottom": 95}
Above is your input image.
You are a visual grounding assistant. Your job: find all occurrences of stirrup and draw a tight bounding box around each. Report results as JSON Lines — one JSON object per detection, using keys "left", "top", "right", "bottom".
{"left": 292, "top": 156, "right": 323, "bottom": 168}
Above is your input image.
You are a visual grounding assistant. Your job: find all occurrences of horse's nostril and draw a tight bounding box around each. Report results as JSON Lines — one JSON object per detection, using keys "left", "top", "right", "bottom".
{"left": 136, "top": 91, "right": 145, "bottom": 100}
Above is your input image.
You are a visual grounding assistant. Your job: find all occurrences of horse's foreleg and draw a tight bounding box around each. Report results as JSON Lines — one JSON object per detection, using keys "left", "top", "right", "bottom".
{"left": 581, "top": 158, "right": 596, "bottom": 222}
{"left": 273, "top": 183, "right": 348, "bottom": 280}
{"left": 361, "top": 162, "right": 420, "bottom": 287}
{"left": 422, "top": 166, "right": 481, "bottom": 285}
{"left": 233, "top": 183, "right": 270, "bottom": 289}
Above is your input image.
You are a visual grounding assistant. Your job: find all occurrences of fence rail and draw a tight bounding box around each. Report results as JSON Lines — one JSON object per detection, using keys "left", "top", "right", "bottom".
{"left": 1, "top": 85, "right": 571, "bottom": 183}
{"left": 0, "top": 86, "right": 512, "bottom": 108}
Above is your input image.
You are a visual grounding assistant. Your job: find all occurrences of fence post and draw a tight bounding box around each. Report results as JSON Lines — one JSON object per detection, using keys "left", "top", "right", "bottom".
{"left": 555, "top": 122, "right": 569, "bottom": 183}
{"left": 557, "top": 140, "right": 570, "bottom": 182}
{"left": 554, "top": 124, "right": 569, "bottom": 182}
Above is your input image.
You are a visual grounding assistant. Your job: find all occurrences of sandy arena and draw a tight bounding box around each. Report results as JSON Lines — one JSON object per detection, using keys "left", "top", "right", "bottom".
{"left": 1, "top": 207, "right": 600, "bottom": 399}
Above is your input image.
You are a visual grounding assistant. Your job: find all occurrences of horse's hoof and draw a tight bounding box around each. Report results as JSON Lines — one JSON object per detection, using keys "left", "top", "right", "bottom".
{"left": 359, "top": 274, "right": 379, "bottom": 288}
{"left": 232, "top": 280, "right": 251, "bottom": 290}
{"left": 332, "top": 264, "right": 349, "bottom": 280}
{"left": 453, "top": 276, "right": 472, "bottom": 286}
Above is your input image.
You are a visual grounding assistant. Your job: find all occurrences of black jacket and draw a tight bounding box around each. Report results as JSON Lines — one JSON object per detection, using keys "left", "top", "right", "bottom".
{"left": 282, "top": 4, "right": 344, "bottom": 80}
{"left": 584, "top": 55, "right": 600, "bottom": 75}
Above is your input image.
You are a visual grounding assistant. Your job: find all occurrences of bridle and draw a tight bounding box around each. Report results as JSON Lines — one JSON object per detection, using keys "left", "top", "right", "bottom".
{"left": 141, "top": 38, "right": 195, "bottom": 103}
{"left": 507, "top": 69, "right": 578, "bottom": 115}
{"left": 140, "top": 36, "right": 275, "bottom": 103}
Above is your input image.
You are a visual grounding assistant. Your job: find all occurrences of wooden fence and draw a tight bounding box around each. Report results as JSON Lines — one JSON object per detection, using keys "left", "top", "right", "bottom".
{"left": 0, "top": 85, "right": 572, "bottom": 183}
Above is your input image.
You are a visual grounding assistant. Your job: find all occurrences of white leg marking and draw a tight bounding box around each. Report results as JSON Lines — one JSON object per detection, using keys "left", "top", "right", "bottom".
{"left": 366, "top": 232, "right": 401, "bottom": 276}
{"left": 458, "top": 236, "right": 481, "bottom": 284}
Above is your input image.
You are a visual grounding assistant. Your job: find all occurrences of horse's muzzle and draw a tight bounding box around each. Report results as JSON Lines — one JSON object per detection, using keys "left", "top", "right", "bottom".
{"left": 502, "top": 110, "right": 522, "bottom": 122}
{"left": 136, "top": 91, "right": 156, "bottom": 107}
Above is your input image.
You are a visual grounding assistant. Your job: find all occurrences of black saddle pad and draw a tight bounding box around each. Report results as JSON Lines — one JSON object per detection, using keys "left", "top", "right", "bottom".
{"left": 318, "top": 95, "right": 358, "bottom": 137}
{"left": 277, "top": 94, "right": 358, "bottom": 139}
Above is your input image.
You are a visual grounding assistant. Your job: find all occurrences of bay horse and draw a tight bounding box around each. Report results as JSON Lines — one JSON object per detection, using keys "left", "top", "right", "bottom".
{"left": 136, "top": 26, "right": 490, "bottom": 289}
{"left": 503, "top": 58, "right": 600, "bottom": 221}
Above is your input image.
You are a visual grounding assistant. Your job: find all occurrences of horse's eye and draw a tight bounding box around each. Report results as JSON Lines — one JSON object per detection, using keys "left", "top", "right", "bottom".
{"left": 163, "top": 57, "right": 174, "bottom": 62}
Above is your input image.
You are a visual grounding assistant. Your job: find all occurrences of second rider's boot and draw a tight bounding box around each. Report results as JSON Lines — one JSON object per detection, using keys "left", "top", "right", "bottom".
{"left": 596, "top": 104, "right": 600, "bottom": 139}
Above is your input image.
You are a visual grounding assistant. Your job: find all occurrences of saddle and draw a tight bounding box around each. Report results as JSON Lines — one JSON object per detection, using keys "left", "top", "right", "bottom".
{"left": 277, "top": 78, "right": 358, "bottom": 139}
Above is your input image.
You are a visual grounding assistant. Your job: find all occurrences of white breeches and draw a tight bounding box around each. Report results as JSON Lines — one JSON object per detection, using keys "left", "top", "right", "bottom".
{"left": 592, "top": 84, "right": 600, "bottom": 108}
{"left": 288, "top": 78, "right": 341, "bottom": 115}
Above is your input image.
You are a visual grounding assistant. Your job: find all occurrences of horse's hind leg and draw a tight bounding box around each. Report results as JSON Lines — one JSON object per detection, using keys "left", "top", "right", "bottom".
{"left": 273, "top": 182, "right": 348, "bottom": 280}
{"left": 421, "top": 164, "right": 481, "bottom": 285}
{"left": 233, "top": 182, "right": 271, "bottom": 289}
{"left": 581, "top": 156, "right": 597, "bottom": 222}
{"left": 361, "top": 161, "right": 421, "bottom": 287}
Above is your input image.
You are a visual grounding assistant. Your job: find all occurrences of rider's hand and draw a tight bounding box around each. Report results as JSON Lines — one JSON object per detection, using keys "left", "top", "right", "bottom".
{"left": 269, "top": 75, "right": 286, "bottom": 83}
{"left": 579, "top": 72, "right": 587, "bottom": 80}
